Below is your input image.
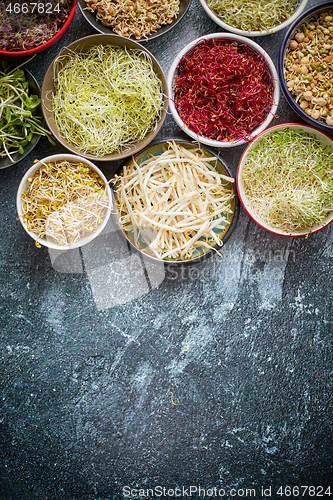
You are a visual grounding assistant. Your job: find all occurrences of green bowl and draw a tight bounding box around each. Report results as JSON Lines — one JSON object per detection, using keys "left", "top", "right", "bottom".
{"left": 0, "top": 64, "right": 43, "bottom": 169}
{"left": 114, "top": 139, "right": 239, "bottom": 263}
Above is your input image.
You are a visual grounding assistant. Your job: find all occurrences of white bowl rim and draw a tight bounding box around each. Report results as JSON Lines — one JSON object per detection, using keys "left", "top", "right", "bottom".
{"left": 198, "top": 0, "right": 309, "bottom": 37}
{"left": 237, "top": 122, "right": 333, "bottom": 237}
{"left": 167, "top": 32, "right": 280, "bottom": 148}
{"left": 17, "top": 153, "right": 112, "bottom": 250}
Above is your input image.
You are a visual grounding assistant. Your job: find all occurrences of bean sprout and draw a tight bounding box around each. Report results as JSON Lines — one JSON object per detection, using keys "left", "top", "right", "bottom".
{"left": 21, "top": 159, "right": 110, "bottom": 246}
{"left": 115, "top": 141, "right": 235, "bottom": 260}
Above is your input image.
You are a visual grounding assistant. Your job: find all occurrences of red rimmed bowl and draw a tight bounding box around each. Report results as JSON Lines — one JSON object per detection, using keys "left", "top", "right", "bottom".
{"left": 0, "top": 0, "right": 77, "bottom": 57}
{"left": 237, "top": 123, "right": 333, "bottom": 237}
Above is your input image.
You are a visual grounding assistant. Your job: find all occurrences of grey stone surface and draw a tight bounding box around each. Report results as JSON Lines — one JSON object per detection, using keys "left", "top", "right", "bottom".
{"left": 1, "top": 0, "right": 333, "bottom": 499}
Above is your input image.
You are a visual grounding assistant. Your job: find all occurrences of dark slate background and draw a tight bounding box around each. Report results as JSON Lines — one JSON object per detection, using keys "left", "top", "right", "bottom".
{"left": 1, "top": 0, "right": 333, "bottom": 499}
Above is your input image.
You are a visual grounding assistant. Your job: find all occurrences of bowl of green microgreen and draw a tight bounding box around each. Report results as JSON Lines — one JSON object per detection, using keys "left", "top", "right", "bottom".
{"left": 199, "top": 0, "right": 308, "bottom": 37}
{"left": 41, "top": 34, "right": 168, "bottom": 161}
{"left": 17, "top": 154, "right": 112, "bottom": 249}
{"left": 0, "top": 60, "right": 54, "bottom": 169}
{"left": 278, "top": 2, "right": 333, "bottom": 133}
{"left": 237, "top": 123, "right": 333, "bottom": 237}
{"left": 167, "top": 33, "right": 279, "bottom": 148}
{"left": 0, "top": 0, "right": 77, "bottom": 57}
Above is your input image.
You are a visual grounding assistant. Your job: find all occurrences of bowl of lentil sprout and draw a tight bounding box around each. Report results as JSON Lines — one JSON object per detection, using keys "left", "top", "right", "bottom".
{"left": 78, "top": 0, "right": 192, "bottom": 41}
{"left": 167, "top": 33, "right": 279, "bottom": 148}
{"left": 279, "top": 2, "right": 333, "bottom": 132}
{"left": 198, "top": 0, "right": 308, "bottom": 37}
{"left": 17, "top": 154, "right": 112, "bottom": 249}
{"left": 237, "top": 123, "right": 333, "bottom": 237}
{"left": 0, "top": 0, "right": 77, "bottom": 57}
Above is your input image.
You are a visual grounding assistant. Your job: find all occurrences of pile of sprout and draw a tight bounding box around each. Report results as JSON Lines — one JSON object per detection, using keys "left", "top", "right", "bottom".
{"left": 0, "top": 62, "right": 54, "bottom": 163}
{"left": 0, "top": 0, "right": 71, "bottom": 51}
{"left": 115, "top": 141, "right": 235, "bottom": 260}
{"left": 52, "top": 44, "right": 165, "bottom": 157}
{"left": 284, "top": 9, "right": 333, "bottom": 126}
{"left": 84, "top": 0, "right": 180, "bottom": 39}
{"left": 242, "top": 127, "right": 333, "bottom": 233}
{"left": 21, "top": 159, "right": 110, "bottom": 247}
{"left": 206, "top": 0, "right": 299, "bottom": 32}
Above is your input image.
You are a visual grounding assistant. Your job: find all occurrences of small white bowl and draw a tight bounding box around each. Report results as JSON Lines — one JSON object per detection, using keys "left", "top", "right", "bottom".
{"left": 199, "top": 0, "right": 308, "bottom": 37}
{"left": 17, "top": 154, "right": 112, "bottom": 250}
{"left": 237, "top": 123, "right": 333, "bottom": 237}
{"left": 167, "top": 33, "right": 279, "bottom": 148}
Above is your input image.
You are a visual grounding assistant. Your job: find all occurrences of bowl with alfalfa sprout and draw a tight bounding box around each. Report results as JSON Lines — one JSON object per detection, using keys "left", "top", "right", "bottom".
{"left": 237, "top": 123, "right": 333, "bottom": 237}
{"left": 198, "top": 0, "right": 308, "bottom": 37}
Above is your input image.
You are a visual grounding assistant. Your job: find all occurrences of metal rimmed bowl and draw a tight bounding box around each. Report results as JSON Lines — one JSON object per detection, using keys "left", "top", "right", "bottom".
{"left": 78, "top": 0, "right": 192, "bottom": 41}
{"left": 198, "top": 0, "right": 308, "bottom": 37}
{"left": 41, "top": 34, "right": 168, "bottom": 162}
{"left": 0, "top": 0, "right": 77, "bottom": 57}
{"left": 114, "top": 139, "right": 239, "bottom": 263}
{"left": 237, "top": 123, "right": 333, "bottom": 237}
{"left": 17, "top": 154, "right": 112, "bottom": 250}
{"left": 278, "top": 2, "right": 333, "bottom": 133}
{"left": 167, "top": 33, "right": 280, "bottom": 149}
{"left": 0, "top": 63, "right": 43, "bottom": 169}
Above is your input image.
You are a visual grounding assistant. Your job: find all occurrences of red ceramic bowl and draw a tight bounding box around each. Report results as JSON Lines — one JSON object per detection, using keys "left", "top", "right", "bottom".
{"left": 0, "top": 0, "right": 77, "bottom": 57}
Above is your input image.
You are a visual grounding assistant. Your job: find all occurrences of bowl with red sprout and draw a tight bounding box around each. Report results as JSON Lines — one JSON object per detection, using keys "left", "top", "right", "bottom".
{"left": 198, "top": 0, "right": 308, "bottom": 37}
{"left": 167, "top": 33, "right": 280, "bottom": 148}
{"left": 0, "top": 0, "right": 77, "bottom": 57}
{"left": 278, "top": 2, "right": 333, "bottom": 133}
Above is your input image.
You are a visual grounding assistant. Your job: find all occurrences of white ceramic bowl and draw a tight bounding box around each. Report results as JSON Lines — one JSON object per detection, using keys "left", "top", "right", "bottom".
{"left": 199, "top": 0, "right": 308, "bottom": 37}
{"left": 17, "top": 154, "right": 112, "bottom": 250}
{"left": 237, "top": 123, "right": 333, "bottom": 237}
{"left": 167, "top": 33, "right": 279, "bottom": 148}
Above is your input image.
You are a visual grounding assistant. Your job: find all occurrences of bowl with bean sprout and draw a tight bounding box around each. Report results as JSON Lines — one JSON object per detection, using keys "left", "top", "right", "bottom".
{"left": 198, "top": 0, "right": 308, "bottom": 37}
{"left": 41, "top": 34, "right": 168, "bottom": 161}
{"left": 278, "top": 2, "right": 333, "bottom": 133}
{"left": 113, "top": 139, "right": 239, "bottom": 262}
{"left": 78, "top": 0, "right": 192, "bottom": 41}
{"left": 237, "top": 123, "right": 333, "bottom": 237}
{"left": 0, "top": 0, "right": 77, "bottom": 57}
{"left": 167, "top": 33, "right": 279, "bottom": 148}
{"left": 17, "top": 154, "right": 112, "bottom": 249}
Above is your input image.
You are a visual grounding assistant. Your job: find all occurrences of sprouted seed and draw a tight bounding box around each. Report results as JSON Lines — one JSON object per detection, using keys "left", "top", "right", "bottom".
{"left": 0, "top": 61, "right": 54, "bottom": 162}
{"left": 52, "top": 44, "right": 165, "bottom": 157}
{"left": 21, "top": 160, "right": 110, "bottom": 246}
{"left": 173, "top": 39, "right": 275, "bottom": 143}
{"left": 0, "top": 0, "right": 71, "bottom": 51}
{"left": 84, "top": 0, "right": 180, "bottom": 39}
{"left": 207, "top": 0, "right": 299, "bottom": 32}
{"left": 242, "top": 128, "right": 333, "bottom": 233}
{"left": 115, "top": 141, "right": 235, "bottom": 260}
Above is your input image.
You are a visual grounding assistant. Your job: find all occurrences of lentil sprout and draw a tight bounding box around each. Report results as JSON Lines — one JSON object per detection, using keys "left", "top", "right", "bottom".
{"left": 285, "top": 9, "right": 333, "bottom": 126}
{"left": 206, "top": 0, "right": 299, "bottom": 32}
{"left": 84, "top": 0, "right": 180, "bottom": 39}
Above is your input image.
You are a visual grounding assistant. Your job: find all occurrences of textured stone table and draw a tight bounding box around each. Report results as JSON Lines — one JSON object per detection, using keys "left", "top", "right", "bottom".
{"left": 1, "top": 0, "right": 333, "bottom": 499}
